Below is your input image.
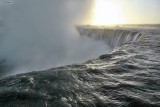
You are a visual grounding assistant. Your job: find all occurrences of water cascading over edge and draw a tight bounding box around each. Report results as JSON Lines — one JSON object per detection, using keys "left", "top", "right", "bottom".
{"left": 76, "top": 25, "right": 143, "bottom": 48}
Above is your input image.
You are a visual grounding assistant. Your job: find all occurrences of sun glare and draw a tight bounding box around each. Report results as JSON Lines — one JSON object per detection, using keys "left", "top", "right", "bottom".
{"left": 92, "top": 0, "right": 124, "bottom": 25}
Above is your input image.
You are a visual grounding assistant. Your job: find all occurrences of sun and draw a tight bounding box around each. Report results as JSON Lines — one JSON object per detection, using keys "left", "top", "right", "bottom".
{"left": 92, "top": 0, "right": 124, "bottom": 25}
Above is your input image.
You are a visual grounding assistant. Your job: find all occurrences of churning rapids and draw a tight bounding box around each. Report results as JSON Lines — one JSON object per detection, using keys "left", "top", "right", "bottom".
{"left": 0, "top": 25, "right": 160, "bottom": 107}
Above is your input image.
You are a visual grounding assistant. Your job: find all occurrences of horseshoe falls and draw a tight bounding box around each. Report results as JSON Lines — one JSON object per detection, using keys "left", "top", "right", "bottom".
{"left": 0, "top": 0, "right": 160, "bottom": 107}
{"left": 76, "top": 26, "right": 143, "bottom": 48}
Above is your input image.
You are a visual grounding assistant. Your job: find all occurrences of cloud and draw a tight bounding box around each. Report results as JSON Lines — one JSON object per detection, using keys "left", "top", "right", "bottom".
{"left": 0, "top": 0, "right": 108, "bottom": 75}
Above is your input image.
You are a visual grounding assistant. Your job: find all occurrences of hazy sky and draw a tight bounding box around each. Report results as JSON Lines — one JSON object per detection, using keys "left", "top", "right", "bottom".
{"left": 117, "top": 0, "right": 160, "bottom": 24}
{"left": 89, "top": 0, "right": 160, "bottom": 24}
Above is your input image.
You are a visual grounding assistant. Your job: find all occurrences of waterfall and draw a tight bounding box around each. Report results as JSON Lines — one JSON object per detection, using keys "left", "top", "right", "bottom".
{"left": 76, "top": 26, "right": 142, "bottom": 48}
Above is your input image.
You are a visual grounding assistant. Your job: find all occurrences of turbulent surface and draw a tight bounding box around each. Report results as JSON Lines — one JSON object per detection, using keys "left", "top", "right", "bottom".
{"left": 0, "top": 26, "right": 160, "bottom": 107}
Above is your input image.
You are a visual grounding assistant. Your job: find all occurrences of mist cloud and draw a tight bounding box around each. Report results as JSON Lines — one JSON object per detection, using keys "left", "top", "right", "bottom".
{"left": 0, "top": 0, "right": 108, "bottom": 75}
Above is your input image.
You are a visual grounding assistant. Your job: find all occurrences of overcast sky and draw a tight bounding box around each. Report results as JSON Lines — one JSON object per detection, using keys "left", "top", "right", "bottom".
{"left": 114, "top": 0, "right": 160, "bottom": 24}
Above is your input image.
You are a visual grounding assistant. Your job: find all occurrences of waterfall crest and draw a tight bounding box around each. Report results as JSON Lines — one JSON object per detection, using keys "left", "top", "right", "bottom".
{"left": 76, "top": 26, "right": 142, "bottom": 48}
